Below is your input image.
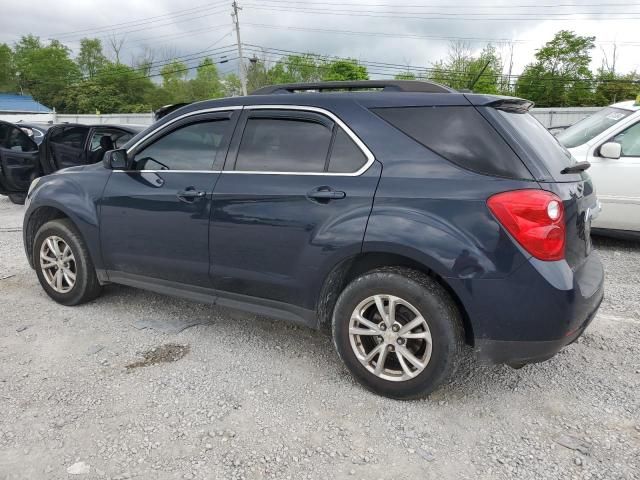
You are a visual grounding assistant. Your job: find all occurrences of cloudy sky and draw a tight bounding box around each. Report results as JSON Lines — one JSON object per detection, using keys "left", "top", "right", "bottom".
{"left": 1, "top": 0, "right": 639, "bottom": 80}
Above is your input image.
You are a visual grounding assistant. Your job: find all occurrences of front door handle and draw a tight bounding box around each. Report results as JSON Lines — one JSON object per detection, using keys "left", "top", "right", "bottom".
{"left": 307, "top": 187, "right": 346, "bottom": 202}
{"left": 177, "top": 188, "right": 206, "bottom": 202}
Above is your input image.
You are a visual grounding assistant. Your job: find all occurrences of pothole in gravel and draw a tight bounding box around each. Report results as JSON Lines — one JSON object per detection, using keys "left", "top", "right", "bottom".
{"left": 126, "top": 344, "right": 190, "bottom": 370}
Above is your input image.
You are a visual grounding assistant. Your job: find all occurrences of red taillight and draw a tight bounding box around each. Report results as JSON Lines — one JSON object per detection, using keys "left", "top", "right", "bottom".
{"left": 487, "top": 189, "right": 565, "bottom": 261}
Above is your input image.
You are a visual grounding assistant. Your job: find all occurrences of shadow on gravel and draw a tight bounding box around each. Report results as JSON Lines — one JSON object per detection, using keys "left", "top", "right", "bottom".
{"left": 592, "top": 234, "right": 640, "bottom": 249}
{"left": 100, "top": 285, "right": 579, "bottom": 400}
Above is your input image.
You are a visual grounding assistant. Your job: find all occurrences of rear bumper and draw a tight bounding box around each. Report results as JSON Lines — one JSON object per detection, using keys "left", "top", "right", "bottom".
{"left": 449, "top": 250, "right": 605, "bottom": 366}
{"left": 474, "top": 290, "right": 602, "bottom": 366}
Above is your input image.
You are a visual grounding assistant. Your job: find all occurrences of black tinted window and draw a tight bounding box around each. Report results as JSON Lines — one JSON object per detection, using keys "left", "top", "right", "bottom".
{"left": 328, "top": 128, "right": 367, "bottom": 173}
{"left": 372, "top": 106, "right": 532, "bottom": 179}
{"left": 236, "top": 118, "right": 332, "bottom": 172}
{"left": 496, "top": 110, "right": 576, "bottom": 179}
{"left": 135, "top": 120, "right": 229, "bottom": 171}
{"left": 0, "top": 124, "right": 37, "bottom": 152}
{"left": 51, "top": 127, "right": 89, "bottom": 149}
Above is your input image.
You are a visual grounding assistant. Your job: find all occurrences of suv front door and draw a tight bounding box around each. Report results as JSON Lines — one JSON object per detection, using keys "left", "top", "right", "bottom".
{"left": 0, "top": 121, "right": 40, "bottom": 194}
{"left": 43, "top": 125, "right": 91, "bottom": 173}
{"left": 589, "top": 121, "right": 640, "bottom": 231}
{"left": 209, "top": 106, "right": 381, "bottom": 316}
{"left": 100, "top": 110, "right": 239, "bottom": 287}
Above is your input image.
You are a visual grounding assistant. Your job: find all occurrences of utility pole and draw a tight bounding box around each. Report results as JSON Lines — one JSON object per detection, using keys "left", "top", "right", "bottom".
{"left": 232, "top": 1, "right": 248, "bottom": 96}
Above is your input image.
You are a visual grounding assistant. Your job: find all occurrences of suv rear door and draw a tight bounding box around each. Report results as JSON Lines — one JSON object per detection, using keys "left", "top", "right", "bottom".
{"left": 209, "top": 106, "right": 381, "bottom": 313}
{"left": 0, "top": 120, "right": 40, "bottom": 193}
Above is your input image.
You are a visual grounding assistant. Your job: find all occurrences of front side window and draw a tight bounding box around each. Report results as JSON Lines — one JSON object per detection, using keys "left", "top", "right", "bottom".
{"left": 236, "top": 117, "right": 332, "bottom": 172}
{"left": 611, "top": 122, "right": 640, "bottom": 157}
{"left": 134, "top": 120, "right": 230, "bottom": 171}
{"left": 0, "top": 124, "right": 38, "bottom": 152}
{"left": 557, "top": 107, "right": 633, "bottom": 149}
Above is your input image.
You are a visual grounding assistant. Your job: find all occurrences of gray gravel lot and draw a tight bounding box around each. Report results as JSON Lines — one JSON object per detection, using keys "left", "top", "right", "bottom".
{"left": 0, "top": 196, "right": 639, "bottom": 480}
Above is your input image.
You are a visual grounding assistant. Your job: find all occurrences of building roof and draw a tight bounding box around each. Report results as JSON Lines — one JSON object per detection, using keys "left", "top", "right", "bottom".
{"left": 0, "top": 93, "right": 51, "bottom": 113}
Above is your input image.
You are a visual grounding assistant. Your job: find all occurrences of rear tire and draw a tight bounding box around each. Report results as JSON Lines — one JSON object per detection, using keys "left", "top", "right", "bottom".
{"left": 8, "top": 193, "right": 26, "bottom": 205}
{"left": 33, "top": 219, "right": 102, "bottom": 306}
{"left": 332, "top": 267, "right": 464, "bottom": 399}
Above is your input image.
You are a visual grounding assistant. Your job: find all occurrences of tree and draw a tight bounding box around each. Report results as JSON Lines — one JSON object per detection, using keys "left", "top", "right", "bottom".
{"left": 427, "top": 41, "right": 503, "bottom": 93}
{"left": 394, "top": 71, "right": 417, "bottom": 80}
{"left": 160, "top": 60, "right": 190, "bottom": 103}
{"left": 515, "top": 30, "right": 595, "bottom": 107}
{"left": 321, "top": 59, "right": 368, "bottom": 81}
{"left": 13, "top": 35, "right": 80, "bottom": 109}
{"left": 0, "top": 43, "right": 17, "bottom": 91}
{"left": 270, "top": 54, "right": 322, "bottom": 83}
{"left": 66, "top": 63, "right": 155, "bottom": 113}
{"left": 190, "top": 57, "right": 224, "bottom": 100}
{"left": 77, "top": 38, "right": 108, "bottom": 79}
{"left": 107, "top": 35, "right": 126, "bottom": 64}
{"left": 594, "top": 70, "right": 640, "bottom": 105}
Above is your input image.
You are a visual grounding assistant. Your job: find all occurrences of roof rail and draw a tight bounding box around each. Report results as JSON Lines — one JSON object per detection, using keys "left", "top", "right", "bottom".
{"left": 250, "top": 80, "right": 455, "bottom": 95}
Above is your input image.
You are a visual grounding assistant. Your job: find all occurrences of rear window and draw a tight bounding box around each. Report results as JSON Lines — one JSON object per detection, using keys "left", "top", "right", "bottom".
{"left": 372, "top": 106, "right": 532, "bottom": 180}
{"left": 495, "top": 110, "right": 578, "bottom": 179}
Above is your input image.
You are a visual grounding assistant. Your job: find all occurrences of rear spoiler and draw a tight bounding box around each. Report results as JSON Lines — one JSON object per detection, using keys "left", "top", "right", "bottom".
{"left": 487, "top": 99, "right": 534, "bottom": 113}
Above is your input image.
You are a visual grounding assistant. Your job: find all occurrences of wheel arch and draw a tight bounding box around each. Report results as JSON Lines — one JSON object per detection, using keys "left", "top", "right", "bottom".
{"left": 24, "top": 206, "right": 75, "bottom": 268}
{"left": 316, "top": 250, "right": 475, "bottom": 346}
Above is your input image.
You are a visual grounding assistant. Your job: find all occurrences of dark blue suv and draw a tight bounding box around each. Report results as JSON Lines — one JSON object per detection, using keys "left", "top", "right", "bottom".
{"left": 23, "top": 81, "right": 604, "bottom": 399}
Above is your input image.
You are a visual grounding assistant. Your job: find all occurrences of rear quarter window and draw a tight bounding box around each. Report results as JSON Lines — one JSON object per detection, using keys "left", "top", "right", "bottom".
{"left": 494, "top": 109, "right": 579, "bottom": 182}
{"left": 372, "top": 106, "right": 533, "bottom": 180}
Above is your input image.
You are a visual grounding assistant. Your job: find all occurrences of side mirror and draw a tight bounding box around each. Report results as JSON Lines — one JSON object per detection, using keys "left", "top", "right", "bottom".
{"left": 600, "top": 142, "right": 621, "bottom": 159}
{"left": 102, "top": 149, "right": 128, "bottom": 170}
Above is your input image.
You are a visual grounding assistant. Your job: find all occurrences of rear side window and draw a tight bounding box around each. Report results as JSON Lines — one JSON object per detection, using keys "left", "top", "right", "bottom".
{"left": 236, "top": 118, "right": 332, "bottom": 172}
{"left": 328, "top": 129, "right": 368, "bottom": 173}
{"left": 372, "top": 106, "right": 532, "bottom": 179}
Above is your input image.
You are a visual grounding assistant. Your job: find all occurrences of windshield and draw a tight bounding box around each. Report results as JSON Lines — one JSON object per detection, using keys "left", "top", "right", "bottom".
{"left": 557, "top": 107, "right": 632, "bottom": 148}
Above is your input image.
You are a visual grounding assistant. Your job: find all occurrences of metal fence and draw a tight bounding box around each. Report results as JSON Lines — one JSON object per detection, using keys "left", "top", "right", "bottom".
{"left": 0, "top": 107, "right": 601, "bottom": 128}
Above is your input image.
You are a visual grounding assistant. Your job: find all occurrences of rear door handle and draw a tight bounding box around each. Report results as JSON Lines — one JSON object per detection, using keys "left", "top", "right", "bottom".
{"left": 307, "top": 187, "right": 346, "bottom": 201}
{"left": 177, "top": 188, "right": 206, "bottom": 202}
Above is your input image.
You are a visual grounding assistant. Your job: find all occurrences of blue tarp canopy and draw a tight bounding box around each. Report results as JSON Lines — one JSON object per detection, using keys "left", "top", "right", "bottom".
{"left": 0, "top": 93, "right": 51, "bottom": 113}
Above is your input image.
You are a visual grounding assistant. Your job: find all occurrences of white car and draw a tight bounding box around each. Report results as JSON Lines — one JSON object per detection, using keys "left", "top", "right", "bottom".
{"left": 557, "top": 98, "right": 640, "bottom": 236}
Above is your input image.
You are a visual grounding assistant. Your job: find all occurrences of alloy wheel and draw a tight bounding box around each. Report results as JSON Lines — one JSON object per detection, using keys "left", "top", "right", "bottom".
{"left": 39, "top": 235, "right": 76, "bottom": 293}
{"left": 348, "top": 294, "right": 432, "bottom": 382}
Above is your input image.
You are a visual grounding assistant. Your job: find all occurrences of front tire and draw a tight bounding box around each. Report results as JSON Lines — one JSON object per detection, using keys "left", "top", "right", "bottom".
{"left": 33, "top": 219, "right": 102, "bottom": 306}
{"left": 332, "top": 267, "right": 464, "bottom": 399}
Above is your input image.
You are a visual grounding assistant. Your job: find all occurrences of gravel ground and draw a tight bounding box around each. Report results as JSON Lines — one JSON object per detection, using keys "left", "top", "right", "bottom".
{"left": 0, "top": 196, "right": 639, "bottom": 480}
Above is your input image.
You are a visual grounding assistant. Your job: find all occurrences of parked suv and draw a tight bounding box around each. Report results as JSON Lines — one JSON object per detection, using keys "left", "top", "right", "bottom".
{"left": 23, "top": 81, "right": 604, "bottom": 399}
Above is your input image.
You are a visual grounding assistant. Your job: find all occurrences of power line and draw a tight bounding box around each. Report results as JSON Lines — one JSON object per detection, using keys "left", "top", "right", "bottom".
{"left": 242, "top": 3, "right": 640, "bottom": 21}
{"left": 243, "top": 44, "right": 640, "bottom": 87}
{"left": 242, "top": 22, "right": 640, "bottom": 47}
{"left": 248, "top": 0, "right": 640, "bottom": 9}
{"left": 52, "top": 7, "right": 230, "bottom": 43}
{"left": 49, "top": 1, "right": 230, "bottom": 39}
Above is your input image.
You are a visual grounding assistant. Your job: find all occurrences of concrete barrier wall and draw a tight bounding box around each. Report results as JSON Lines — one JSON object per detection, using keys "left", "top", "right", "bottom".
{"left": 1, "top": 107, "right": 602, "bottom": 128}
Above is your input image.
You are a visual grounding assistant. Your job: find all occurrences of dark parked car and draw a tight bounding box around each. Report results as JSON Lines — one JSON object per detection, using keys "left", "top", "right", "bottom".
{"left": 22, "top": 81, "right": 604, "bottom": 399}
{"left": 0, "top": 122, "right": 143, "bottom": 204}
